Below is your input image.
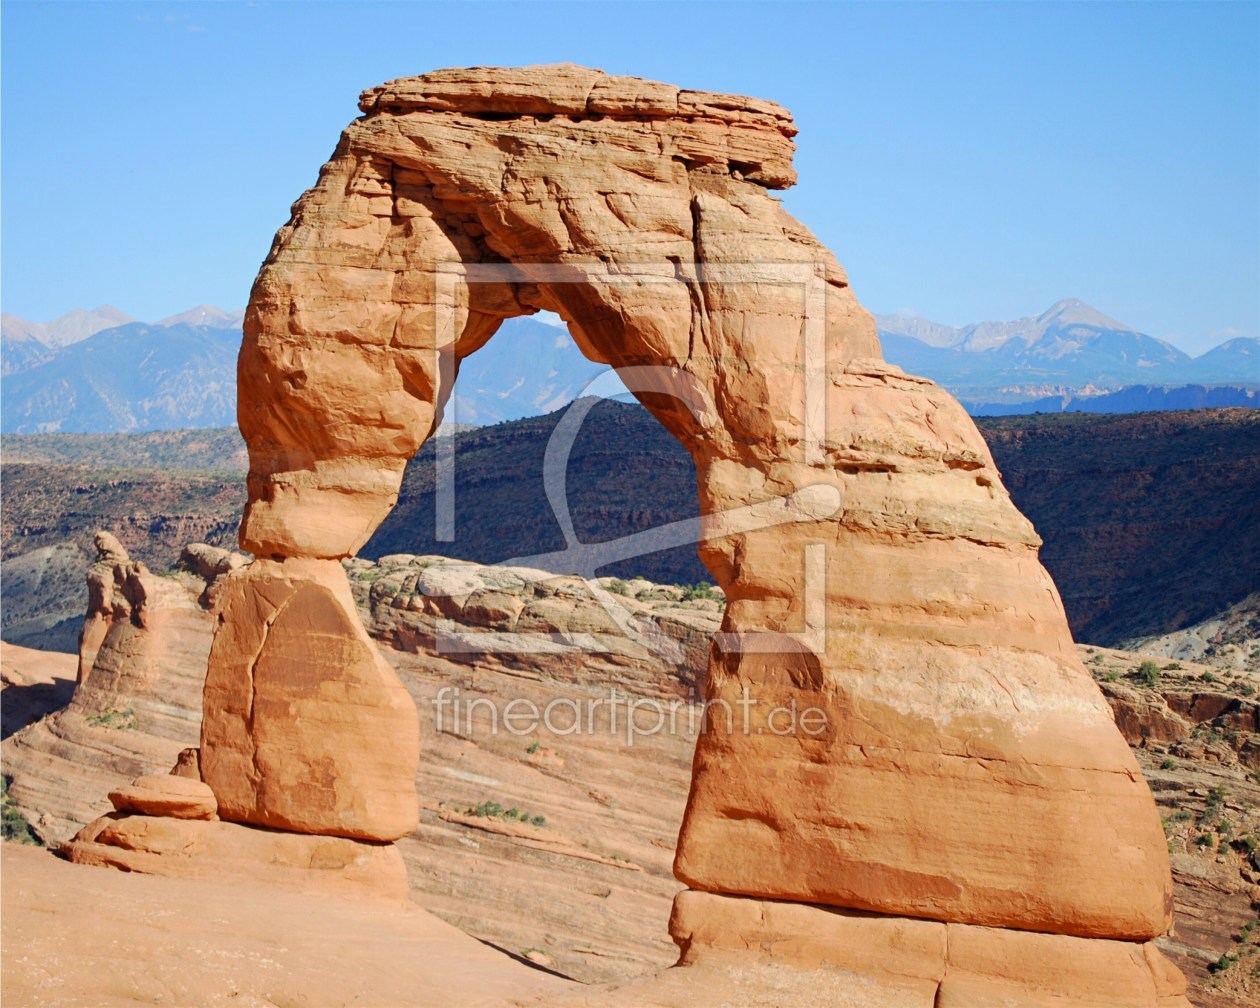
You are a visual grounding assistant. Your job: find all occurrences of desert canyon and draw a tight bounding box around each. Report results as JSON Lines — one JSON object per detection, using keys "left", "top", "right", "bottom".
{"left": 4, "top": 65, "right": 1257, "bottom": 1008}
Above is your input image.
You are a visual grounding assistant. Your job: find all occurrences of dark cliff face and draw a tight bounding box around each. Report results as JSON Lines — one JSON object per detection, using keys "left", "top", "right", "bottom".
{"left": 3, "top": 406, "right": 1255, "bottom": 648}
{"left": 979, "top": 408, "right": 1260, "bottom": 644}
{"left": 366, "top": 404, "right": 1260, "bottom": 646}
{"left": 363, "top": 402, "right": 708, "bottom": 588}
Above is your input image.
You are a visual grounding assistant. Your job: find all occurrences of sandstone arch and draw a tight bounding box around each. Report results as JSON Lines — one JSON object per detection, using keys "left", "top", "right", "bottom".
{"left": 203, "top": 65, "right": 1186, "bottom": 1001}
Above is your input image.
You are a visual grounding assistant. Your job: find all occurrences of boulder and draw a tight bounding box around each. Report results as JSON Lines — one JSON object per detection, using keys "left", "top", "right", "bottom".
{"left": 109, "top": 774, "right": 217, "bottom": 820}
{"left": 201, "top": 558, "right": 419, "bottom": 842}
{"left": 62, "top": 813, "right": 408, "bottom": 901}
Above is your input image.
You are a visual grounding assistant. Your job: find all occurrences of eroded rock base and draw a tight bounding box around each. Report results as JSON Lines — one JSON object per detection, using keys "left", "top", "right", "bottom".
{"left": 62, "top": 813, "right": 408, "bottom": 902}
{"left": 669, "top": 891, "right": 1192, "bottom": 1008}
{"left": 201, "top": 558, "right": 420, "bottom": 841}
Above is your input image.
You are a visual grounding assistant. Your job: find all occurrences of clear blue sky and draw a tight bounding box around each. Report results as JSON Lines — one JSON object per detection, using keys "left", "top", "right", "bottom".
{"left": 3, "top": 0, "right": 1257, "bottom": 354}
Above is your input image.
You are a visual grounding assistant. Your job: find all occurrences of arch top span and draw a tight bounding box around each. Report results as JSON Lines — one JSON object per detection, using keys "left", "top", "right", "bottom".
{"left": 215, "top": 67, "right": 1183, "bottom": 997}
{"left": 238, "top": 63, "right": 879, "bottom": 560}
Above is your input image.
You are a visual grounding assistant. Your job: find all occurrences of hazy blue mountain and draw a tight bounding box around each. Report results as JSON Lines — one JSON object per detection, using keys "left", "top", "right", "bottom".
{"left": 2, "top": 322, "right": 239, "bottom": 433}
{"left": 446, "top": 316, "right": 629, "bottom": 426}
{"left": 960, "top": 384, "right": 1258, "bottom": 416}
{"left": 4, "top": 299, "right": 1255, "bottom": 432}
{"left": 2, "top": 305, "right": 141, "bottom": 377}
{"left": 155, "top": 304, "right": 245, "bottom": 328}
{"left": 874, "top": 299, "right": 1259, "bottom": 412}
{"left": 1, "top": 326, "right": 53, "bottom": 376}
{"left": 1, "top": 304, "right": 136, "bottom": 350}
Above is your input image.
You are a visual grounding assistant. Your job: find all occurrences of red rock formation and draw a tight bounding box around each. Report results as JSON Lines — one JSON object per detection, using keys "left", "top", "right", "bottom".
{"left": 190, "top": 64, "right": 1183, "bottom": 1002}
{"left": 63, "top": 813, "right": 408, "bottom": 901}
{"left": 201, "top": 558, "right": 418, "bottom": 841}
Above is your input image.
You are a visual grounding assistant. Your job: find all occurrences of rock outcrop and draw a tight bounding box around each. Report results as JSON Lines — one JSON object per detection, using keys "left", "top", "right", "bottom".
{"left": 2, "top": 536, "right": 217, "bottom": 841}
{"left": 64, "top": 811, "right": 408, "bottom": 901}
{"left": 355, "top": 554, "right": 721, "bottom": 699}
{"left": 185, "top": 64, "right": 1185, "bottom": 1002}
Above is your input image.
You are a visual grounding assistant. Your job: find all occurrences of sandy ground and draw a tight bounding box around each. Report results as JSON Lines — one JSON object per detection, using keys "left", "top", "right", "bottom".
{"left": 0, "top": 842, "right": 574, "bottom": 1008}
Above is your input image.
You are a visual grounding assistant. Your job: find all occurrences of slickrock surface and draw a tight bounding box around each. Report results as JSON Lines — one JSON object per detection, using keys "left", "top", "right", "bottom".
{"left": 0, "top": 641, "right": 75, "bottom": 739}
{"left": 63, "top": 812, "right": 409, "bottom": 901}
{"left": 1, "top": 842, "right": 572, "bottom": 1008}
{"left": 225, "top": 65, "right": 1173, "bottom": 970}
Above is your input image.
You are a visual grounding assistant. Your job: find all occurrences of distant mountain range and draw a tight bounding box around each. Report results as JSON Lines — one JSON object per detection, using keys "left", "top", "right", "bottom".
{"left": 874, "top": 299, "right": 1258, "bottom": 411}
{"left": 2, "top": 298, "right": 1255, "bottom": 433}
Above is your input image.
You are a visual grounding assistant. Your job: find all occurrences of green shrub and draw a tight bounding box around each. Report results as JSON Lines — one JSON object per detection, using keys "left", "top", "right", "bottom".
{"left": 680, "top": 582, "right": 718, "bottom": 602}
{"left": 86, "top": 707, "right": 137, "bottom": 730}
{"left": 1, "top": 776, "right": 40, "bottom": 845}
{"left": 1159, "top": 758, "right": 1176, "bottom": 770}
{"left": 1135, "top": 660, "right": 1160, "bottom": 688}
{"left": 467, "top": 800, "right": 546, "bottom": 828}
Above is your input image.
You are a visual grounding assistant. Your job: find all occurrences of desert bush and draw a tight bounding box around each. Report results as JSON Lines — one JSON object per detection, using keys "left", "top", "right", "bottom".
{"left": 86, "top": 707, "right": 137, "bottom": 730}
{"left": 1135, "top": 660, "right": 1160, "bottom": 687}
{"left": 1, "top": 776, "right": 40, "bottom": 845}
{"left": 680, "top": 582, "right": 718, "bottom": 602}
{"left": 467, "top": 799, "right": 546, "bottom": 828}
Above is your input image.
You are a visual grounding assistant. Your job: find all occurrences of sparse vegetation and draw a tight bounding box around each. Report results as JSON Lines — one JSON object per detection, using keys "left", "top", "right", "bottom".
{"left": 679, "top": 582, "right": 718, "bottom": 602}
{"left": 1210, "top": 951, "right": 1239, "bottom": 973}
{"left": 1135, "top": 660, "right": 1161, "bottom": 688}
{"left": 86, "top": 707, "right": 137, "bottom": 730}
{"left": 1160, "top": 758, "right": 1176, "bottom": 770}
{"left": 1, "top": 775, "right": 41, "bottom": 845}
{"left": 467, "top": 800, "right": 546, "bottom": 828}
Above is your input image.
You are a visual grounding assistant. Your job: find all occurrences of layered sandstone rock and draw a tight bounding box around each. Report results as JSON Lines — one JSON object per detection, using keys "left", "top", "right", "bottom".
{"left": 669, "top": 891, "right": 1190, "bottom": 1008}
{"left": 108, "top": 773, "right": 218, "bottom": 820}
{"left": 354, "top": 554, "right": 721, "bottom": 699}
{"left": 64, "top": 813, "right": 408, "bottom": 901}
{"left": 201, "top": 558, "right": 419, "bottom": 841}
{"left": 2, "top": 537, "right": 218, "bottom": 841}
{"left": 204, "top": 63, "right": 1180, "bottom": 1000}
{"left": 77, "top": 531, "right": 131, "bottom": 683}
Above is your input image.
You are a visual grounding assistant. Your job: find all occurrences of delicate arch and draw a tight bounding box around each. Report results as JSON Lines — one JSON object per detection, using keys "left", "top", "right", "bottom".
{"left": 205, "top": 66, "right": 1174, "bottom": 957}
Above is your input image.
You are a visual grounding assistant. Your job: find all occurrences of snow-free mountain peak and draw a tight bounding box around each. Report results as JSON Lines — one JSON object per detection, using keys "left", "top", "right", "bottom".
{"left": 155, "top": 305, "right": 245, "bottom": 328}
{"left": 1, "top": 305, "right": 138, "bottom": 350}
{"left": 1035, "top": 298, "right": 1136, "bottom": 333}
